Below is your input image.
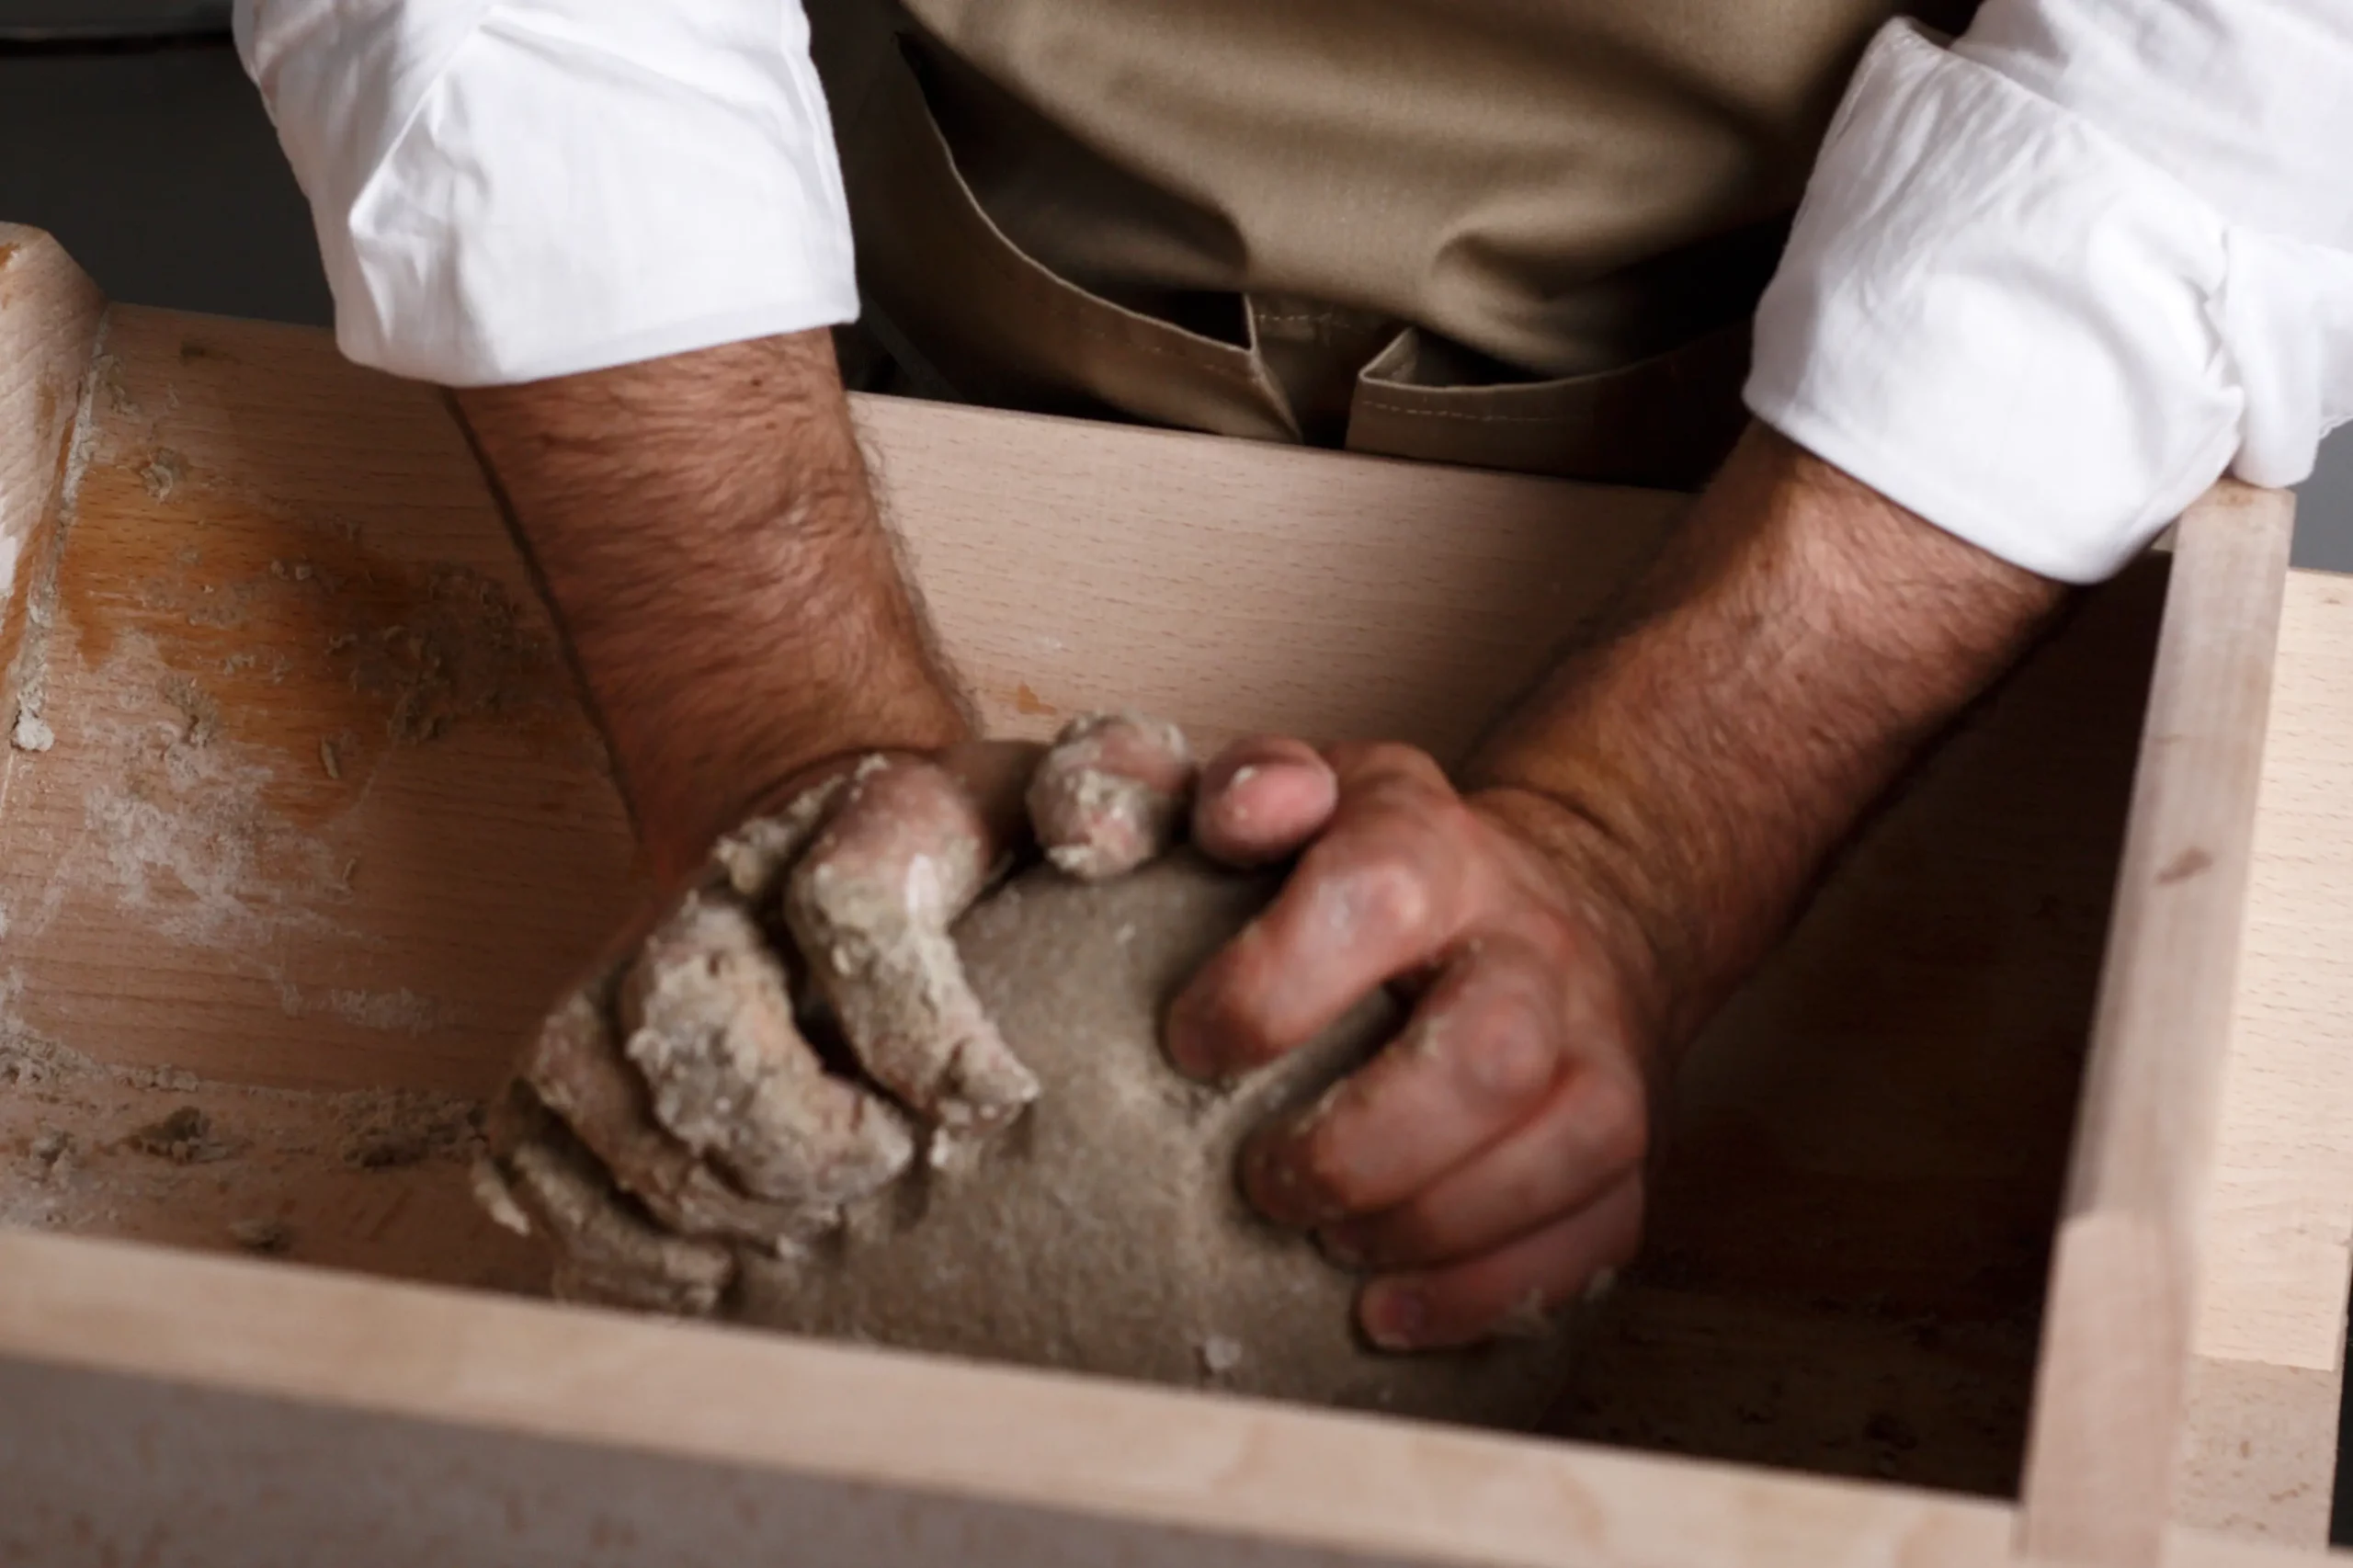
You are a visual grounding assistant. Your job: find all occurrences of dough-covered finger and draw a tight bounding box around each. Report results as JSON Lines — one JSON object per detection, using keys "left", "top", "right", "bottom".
{"left": 518, "top": 990, "right": 846, "bottom": 1247}
{"left": 621, "top": 890, "right": 916, "bottom": 1209}
{"left": 1027, "top": 710, "right": 1195, "bottom": 881}
{"left": 485, "top": 1133, "right": 737, "bottom": 1316}
{"left": 707, "top": 773, "right": 848, "bottom": 903}
{"left": 786, "top": 756, "right": 1040, "bottom": 1132}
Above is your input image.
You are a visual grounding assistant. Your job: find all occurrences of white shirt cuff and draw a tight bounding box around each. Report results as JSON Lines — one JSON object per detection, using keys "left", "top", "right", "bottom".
{"left": 1747, "top": 18, "right": 2353, "bottom": 584}
{"left": 240, "top": 2, "right": 858, "bottom": 388}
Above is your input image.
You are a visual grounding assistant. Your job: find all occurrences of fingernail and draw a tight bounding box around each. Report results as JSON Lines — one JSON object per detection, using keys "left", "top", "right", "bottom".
{"left": 1362, "top": 1283, "right": 1428, "bottom": 1350}
{"left": 1210, "top": 767, "right": 1257, "bottom": 833}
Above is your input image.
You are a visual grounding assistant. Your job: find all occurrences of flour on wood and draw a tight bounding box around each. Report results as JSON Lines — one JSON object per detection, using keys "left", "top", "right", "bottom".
{"left": 0, "top": 1021, "right": 534, "bottom": 1294}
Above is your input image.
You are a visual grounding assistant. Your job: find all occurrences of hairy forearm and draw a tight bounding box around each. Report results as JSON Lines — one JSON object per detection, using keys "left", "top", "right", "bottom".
{"left": 1470, "top": 424, "right": 2068, "bottom": 1040}
{"left": 455, "top": 332, "right": 967, "bottom": 877}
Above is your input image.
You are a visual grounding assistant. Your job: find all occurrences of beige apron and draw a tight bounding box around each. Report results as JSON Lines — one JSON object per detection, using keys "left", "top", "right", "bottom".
{"left": 809, "top": 0, "right": 1976, "bottom": 487}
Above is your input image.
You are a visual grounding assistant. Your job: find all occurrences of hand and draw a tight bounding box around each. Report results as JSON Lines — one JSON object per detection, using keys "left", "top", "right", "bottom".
{"left": 479, "top": 713, "right": 1196, "bottom": 1313}
{"left": 1165, "top": 426, "right": 2069, "bottom": 1354}
{"left": 1168, "top": 739, "right": 1668, "bottom": 1351}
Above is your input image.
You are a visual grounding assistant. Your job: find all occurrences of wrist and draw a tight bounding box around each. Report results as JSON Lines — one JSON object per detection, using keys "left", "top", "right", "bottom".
{"left": 605, "top": 683, "right": 968, "bottom": 883}
{"left": 1461, "top": 425, "right": 2063, "bottom": 1046}
{"left": 1464, "top": 782, "right": 1692, "bottom": 1051}
{"left": 453, "top": 330, "right": 972, "bottom": 883}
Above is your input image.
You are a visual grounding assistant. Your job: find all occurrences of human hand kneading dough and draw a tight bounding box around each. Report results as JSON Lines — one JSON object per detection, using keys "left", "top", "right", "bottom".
{"left": 454, "top": 340, "right": 2056, "bottom": 1415}
{"left": 1171, "top": 738, "right": 1658, "bottom": 1352}
{"left": 476, "top": 710, "right": 1628, "bottom": 1422}
{"left": 477, "top": 711, "right": 1199, "bottom": 1312}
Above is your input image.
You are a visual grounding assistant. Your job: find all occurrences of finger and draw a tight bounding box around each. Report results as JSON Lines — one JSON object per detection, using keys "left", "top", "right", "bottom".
{"left": 785, "top": 756, "right": 1040, "bottom": 1132}
{"left": 1240, "top": 937, "right": 1568, "bottom": 1229}
{"left": 716, "top": 743, "right": 1042, "bottom": 905}
{"left": 1315, "top": 1059, "right": 1648, "bottom": 1269}
{"left": 517, "top": 989, "right": 849, "bottom": 1247}
{"left": 488, "top": 1133, "right": 737, "bottom": 1316}
{"left": 1357, "top": 1176, "right": 1643, "bottom": 1351}
{"left": 619, "top": 892, "right": 917, "bottom": 1210}
{"left": 707, "top": 772, "right": 849, "bottom": 903}
{"left": 1026, "top": 711, "right": 1194, "bottom": 881}
{"left": 1168, "top": 744, "right": 1467, "bottom": 1079}
{"left": 1191, "top": 736, "right": 1337, "bottom": 867}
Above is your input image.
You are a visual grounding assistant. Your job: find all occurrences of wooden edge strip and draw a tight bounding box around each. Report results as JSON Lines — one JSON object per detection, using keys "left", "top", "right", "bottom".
{"left": 8, "top": 1230, "right": 2348, "bottom": 1567}
{"left": 0, "top": 223, "right": 106, "bottom": 768}
{"left": 2170, "top": 1528, "right": 2353, "bottom": 1568}
{"left": 0, "top": 1228, "right": 2028, "bottom": 1568}
{"left": 2019, "top": 483, "right": 2300, "bottom": 1565}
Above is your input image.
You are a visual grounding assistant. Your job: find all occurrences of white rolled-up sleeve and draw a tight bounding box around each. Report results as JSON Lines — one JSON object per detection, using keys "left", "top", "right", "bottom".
{"left": 233, "top": 0, "right": 858, "bottom": 387}
{"left": 1747, "top": 1, "right": 2353, "bottom": 584}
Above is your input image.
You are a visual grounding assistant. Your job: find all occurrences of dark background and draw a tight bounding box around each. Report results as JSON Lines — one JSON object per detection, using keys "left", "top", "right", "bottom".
{"left": 5, "top": 24, "right": 2349, "bottom": 1539}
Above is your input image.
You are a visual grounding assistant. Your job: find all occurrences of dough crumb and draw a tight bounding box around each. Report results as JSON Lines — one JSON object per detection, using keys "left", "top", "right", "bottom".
{"left": 1489, "top": 1287, "right": 1557, "bottom": 1341}
{"left": 346, "top": 1126, "right": 432, "bottom": 1169}
{"left": 127, "top": 1106, "right": 233, "bottom": 1165}
{"left": 228, "top": 1218, "right": 292, "bottom": 1255}
{"left": 10, "top": 707, "right": 53, "bottom": 753}
{"left": 471, "top": 1156, "right": 534, "bottom": 1236}
{"left": 1198, "top": 1334, "right": 1245, "bottom": 1376}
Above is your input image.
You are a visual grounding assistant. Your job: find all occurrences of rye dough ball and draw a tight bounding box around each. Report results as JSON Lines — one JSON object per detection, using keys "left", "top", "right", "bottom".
{"left": 734, "top": 851, "right": 1575, "bottom": 1428}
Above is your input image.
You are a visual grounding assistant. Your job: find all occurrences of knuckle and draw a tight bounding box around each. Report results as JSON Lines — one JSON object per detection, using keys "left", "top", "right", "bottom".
{"left": 1355, "top": 766, "right": 1457, "bottom": 824}
{"left": 1456, "top": 993, "right": 1557, "bottom": 1102}
{"left": 1355, "top": 740, "right": 1447, "bottom": 784}
{"left": 1310, "top": 853, "right": 1434, "bottom": 948}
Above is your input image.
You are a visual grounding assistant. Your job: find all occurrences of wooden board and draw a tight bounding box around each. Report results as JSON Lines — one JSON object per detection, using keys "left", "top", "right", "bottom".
{"left": 0, "top": 225, "right": 105, "bottom": 787}
{"left": 1, "top": 233, "right": 2347, "bottom": 1562}
{"left": 2178, "top": 565, "right": 2353, "bottom": 1541}
{"left": 1, "top": 297, "right": 2154, "bottom": 1495}
{"left": 2019, "top": 485, "right": 2297, "bottom": 1564}
{"left": 0, "top": 1229, "right": 2345, "bottom": 1568}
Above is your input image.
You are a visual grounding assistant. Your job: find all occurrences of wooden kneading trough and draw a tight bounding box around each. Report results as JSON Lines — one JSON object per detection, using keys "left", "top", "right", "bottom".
{"left": 10, "top": 231, "right": 2353, "bottom": 1567}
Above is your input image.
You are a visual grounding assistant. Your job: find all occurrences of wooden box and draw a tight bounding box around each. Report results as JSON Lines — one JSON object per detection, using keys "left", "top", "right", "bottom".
{"left": 2, "top": 224, "right": 2348, "bottom": 1567}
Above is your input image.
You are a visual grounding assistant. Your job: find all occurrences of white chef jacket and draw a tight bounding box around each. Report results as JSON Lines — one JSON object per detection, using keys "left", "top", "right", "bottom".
{"left": 233, "top": 0, "right": 2353, "bottom": 586}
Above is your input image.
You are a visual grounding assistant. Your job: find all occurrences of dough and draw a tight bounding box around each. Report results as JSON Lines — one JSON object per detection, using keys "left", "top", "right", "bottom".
{"left": 733, "top": 850, "right": 1577, "bottom": 1428}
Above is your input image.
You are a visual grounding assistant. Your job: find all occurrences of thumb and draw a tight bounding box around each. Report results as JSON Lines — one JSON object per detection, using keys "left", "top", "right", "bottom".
{"left": 1192, "top": 736, "right": 1339, "bottom": 867}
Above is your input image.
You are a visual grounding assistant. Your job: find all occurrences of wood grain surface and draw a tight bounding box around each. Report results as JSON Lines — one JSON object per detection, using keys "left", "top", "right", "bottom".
{"left": 0, "top": 224, "right": 105, "bottom": 788}
{"left": 0, "top": 301, "right": 2146, "bottom": 1497}
{"left": 2019, "top": 485, "right": 2297, "bottom": 1565}
{"left": 3, "top": 1230, "right": 2347, "bottom": 1568}
{"left": 0, "top": 1226, "right": 2047, "bottom": 1568}
{"left": 2177, "top": 565, "right": 2353, "bottom": 1542}
{"left": 0, "top": 271, "right": 2346, "bottom": 1561}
